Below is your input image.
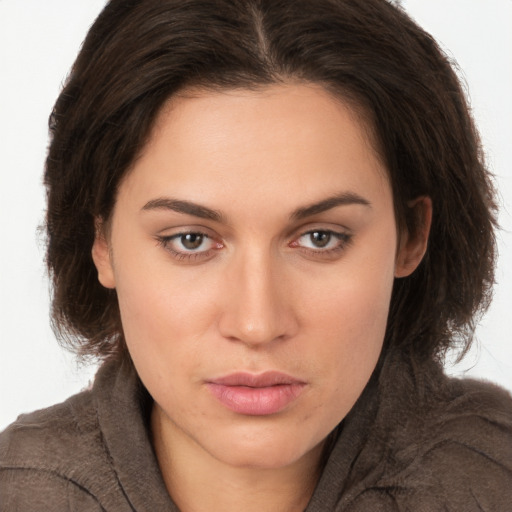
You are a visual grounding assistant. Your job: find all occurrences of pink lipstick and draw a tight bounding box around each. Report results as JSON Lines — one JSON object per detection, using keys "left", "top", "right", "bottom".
{"left": 206, "top": 372, "right": 306, "bottom": 416}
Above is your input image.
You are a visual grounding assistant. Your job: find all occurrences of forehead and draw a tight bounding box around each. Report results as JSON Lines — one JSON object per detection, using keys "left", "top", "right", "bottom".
{"left": 119, "top": 83, "right": 391, "bottom": 219}
{"left": 154, "top": 83, "right": 382, "bottom": 166}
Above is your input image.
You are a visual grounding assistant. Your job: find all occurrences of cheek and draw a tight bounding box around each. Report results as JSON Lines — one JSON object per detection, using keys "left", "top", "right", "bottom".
{"left": 308, "top": 278, "right": 391, "bottom": 383}
{"left": 112, "top": 248, "right": 221, "bottom": 380}
{"left": 297, "top": 287, "right": 390, "bottom": 433}
{"left": 305, "top": 240, "right": 395, "bottom": 344}
{"left": 115, "top": 275, "right": 217, "bottom": 416}
{"left": 299, "top": 237, "right": 396, "bottom": 402}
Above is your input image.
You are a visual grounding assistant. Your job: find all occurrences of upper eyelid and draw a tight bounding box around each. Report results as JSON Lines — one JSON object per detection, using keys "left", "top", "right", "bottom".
{"left": 292, "top": 224, "right": 352, "bottom": 241}
{"left": 290, "top": 218, "right": 352, "bottom": 233}
{"left": 156, "top": 225, "right": 217, "bottom": 239}
{"left": 298, "top": 227, "right": 348, "bottom": 236}
{"left": 167, "top": 230, "right": 211, "bottom": 238}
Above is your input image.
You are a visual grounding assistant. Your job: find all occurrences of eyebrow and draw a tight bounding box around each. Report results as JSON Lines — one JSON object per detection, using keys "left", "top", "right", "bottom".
{"left": 290, "top": 192, "right": 371, "bottom": 220}
{"left": 142, "top": 198, "right": 224, "bottom": 222}
{"left": 141, "top": 191, "right": 371, "bottom": 223}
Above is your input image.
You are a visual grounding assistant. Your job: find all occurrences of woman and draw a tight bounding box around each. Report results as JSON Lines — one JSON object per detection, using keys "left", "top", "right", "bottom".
{"left": 1, "top": 0, "right": 511, "bottom": 510}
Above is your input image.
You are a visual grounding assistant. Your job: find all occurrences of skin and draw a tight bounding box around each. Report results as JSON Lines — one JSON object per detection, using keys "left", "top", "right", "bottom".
{"left": 92, "top": 83, "right": 431, "bottom": 511}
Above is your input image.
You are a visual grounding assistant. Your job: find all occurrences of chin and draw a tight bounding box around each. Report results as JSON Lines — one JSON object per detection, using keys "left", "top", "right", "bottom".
{"left": 205, "top": 425, "right": 326, "bottom": 470}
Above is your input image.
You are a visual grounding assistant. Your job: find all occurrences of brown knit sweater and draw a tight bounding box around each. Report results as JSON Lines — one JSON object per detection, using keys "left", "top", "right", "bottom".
{"left": 1, "top": 350, "right": 511, "bottom": 511}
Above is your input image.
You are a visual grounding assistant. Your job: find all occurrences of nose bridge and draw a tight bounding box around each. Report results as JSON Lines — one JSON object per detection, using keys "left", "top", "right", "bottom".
{"left": 219, "top": 246, "right": 294, "bottom": 345}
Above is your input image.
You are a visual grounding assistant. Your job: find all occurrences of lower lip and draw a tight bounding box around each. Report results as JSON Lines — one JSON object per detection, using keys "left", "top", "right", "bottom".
{"left": 206, "top": 383, "right": 305, "bottom": 416}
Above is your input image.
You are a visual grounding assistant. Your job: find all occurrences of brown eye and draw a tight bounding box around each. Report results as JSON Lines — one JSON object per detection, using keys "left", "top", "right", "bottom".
{"left": 180, "top": 233, "right": 204, "bottom": 250}
{"left": 158, "top": 232, "right": 216, "bottom": 256}
{"left": 309, "top": 231, "right": 331, "bottom": 248}
{"left": 293, "top": 229, "right": 352, "bottom": 255}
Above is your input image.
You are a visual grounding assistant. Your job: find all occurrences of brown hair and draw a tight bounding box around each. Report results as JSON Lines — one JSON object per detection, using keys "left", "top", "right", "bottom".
{"left": 45, "top": 0, "right": 497, "bottom": 364}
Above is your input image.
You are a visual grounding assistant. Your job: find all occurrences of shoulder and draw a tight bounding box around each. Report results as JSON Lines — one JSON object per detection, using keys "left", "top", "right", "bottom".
{"left": 409, "top": 376, "right": 512, "bottom": 471}
{"left": 410, "top": 377, "right": 512, "bottom": 508}
{"left": 1, "top": 386, "right": 97, "bottom": 461}
{"left": 0, "top": 380, "right": 125, "bottom": 510}
{"left": 353, "top": 372, "right": 512, "bottom": 511}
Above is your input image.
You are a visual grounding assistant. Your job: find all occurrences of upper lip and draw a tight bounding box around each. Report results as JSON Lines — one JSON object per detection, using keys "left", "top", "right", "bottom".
{"left": 208, "top": 371, "right": 305, "bottom": 388}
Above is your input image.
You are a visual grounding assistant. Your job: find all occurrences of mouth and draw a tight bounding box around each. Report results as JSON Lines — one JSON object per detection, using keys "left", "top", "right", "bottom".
{"left": 206, "top": 372, "right": 306, "bottom": 416}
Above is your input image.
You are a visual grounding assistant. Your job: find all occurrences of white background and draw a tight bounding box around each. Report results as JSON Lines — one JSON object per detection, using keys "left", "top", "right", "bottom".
{"left": 1, "top": 0, "right": 511, "bottom": 430}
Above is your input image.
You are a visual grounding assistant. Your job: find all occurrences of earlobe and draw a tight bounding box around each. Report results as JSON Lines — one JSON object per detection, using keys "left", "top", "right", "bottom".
{"left": 91, "top": 220, "right": 116, "bottom": 289}
{"left": 395, "top": 196, "right": 432, "bottom": 278}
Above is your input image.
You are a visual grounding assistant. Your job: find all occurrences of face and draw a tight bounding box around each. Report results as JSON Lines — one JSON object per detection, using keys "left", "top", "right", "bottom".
{"left": 93, "top": 84, "right": 427, "bottom": 471}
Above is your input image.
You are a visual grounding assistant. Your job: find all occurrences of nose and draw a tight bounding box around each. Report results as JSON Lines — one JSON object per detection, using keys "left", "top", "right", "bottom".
{"left": 217, "top": 249, "right": 298, "bottom": 347}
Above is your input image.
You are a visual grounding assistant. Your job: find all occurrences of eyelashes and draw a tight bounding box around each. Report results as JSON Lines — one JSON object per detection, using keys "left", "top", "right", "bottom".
{"left": 290, "top": 230, "right": 352, "bottom": 256}
{"left": 156, "top": 232, "right": 223, "bottom": 261}
{"left": 156, "top": 228, "right": 353, "bottom": 263}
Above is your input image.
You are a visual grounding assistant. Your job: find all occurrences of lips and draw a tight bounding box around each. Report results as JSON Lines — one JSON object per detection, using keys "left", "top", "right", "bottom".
{"left": 206, "top": 372, "right": 306, "bottom": 416}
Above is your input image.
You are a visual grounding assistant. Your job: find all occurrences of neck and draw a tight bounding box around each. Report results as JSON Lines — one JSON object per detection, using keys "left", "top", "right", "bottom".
{"left": 151, "top": 405, "right": 324, "bottom": 512}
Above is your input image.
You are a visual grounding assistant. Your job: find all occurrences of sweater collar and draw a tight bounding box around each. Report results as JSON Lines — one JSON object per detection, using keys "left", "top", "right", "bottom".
{"left": 93, "top": 350, "right": 426, "bottom": 511}
{"left": 94, "top": 358, "right": 179, "bottom": 511}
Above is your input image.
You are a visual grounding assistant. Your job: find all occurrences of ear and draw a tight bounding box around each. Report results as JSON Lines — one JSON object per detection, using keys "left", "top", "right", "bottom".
{"left": 395, "top": 196, "right": 432, "bottom": 278}
{"left": 91, "top": 219, "right": 116, "bottom": 289}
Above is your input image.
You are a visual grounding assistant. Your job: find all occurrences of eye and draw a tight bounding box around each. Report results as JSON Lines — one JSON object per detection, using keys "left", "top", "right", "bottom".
{"left": 176, "top": 233, "right": 209, "bottom": 251}
{"left": 156, "top": 231, "right": 223, "bottom": 261}
{"left": 300, "top": 231, "right": 338, "bottom": 249}
{"left": 290, "top": 229, "right": 352, "bottom": 259}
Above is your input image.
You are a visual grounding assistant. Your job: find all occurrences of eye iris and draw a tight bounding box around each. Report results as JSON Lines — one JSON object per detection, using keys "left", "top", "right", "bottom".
{"left": 310, "top": 231, "right": 331, "bottom": 248}
{"left": 181, "top": 233, "right": 204, "bottom": 250}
